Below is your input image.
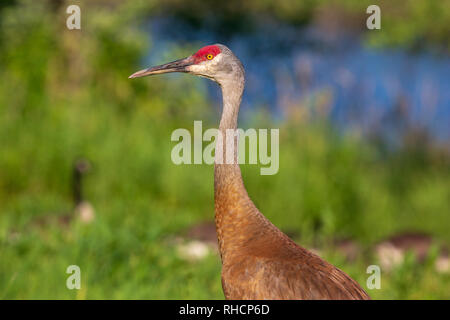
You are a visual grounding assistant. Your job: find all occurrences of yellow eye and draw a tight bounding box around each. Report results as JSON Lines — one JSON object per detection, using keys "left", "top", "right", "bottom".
{"left": 206, "top": 54, "right": 213, "bottom": 60}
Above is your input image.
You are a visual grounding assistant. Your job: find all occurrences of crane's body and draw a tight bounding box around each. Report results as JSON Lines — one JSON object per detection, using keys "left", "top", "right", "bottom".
{"left": 130, "top": 44, "right": 370, "bottom": 300}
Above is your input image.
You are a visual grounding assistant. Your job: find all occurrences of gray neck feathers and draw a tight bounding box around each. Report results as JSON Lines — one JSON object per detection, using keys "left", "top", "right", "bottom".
{"left": 216, "top": 70, "right": 244, "bottom": 166}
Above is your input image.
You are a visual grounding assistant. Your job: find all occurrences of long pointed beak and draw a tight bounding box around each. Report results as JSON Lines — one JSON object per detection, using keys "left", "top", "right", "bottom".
{"left": 128, "top": 56, "right": 194, "bottom": 79}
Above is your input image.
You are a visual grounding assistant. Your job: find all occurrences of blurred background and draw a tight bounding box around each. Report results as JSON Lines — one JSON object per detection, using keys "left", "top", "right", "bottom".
{"left": 0, "top": 0, "right": 449, "bottom": 299}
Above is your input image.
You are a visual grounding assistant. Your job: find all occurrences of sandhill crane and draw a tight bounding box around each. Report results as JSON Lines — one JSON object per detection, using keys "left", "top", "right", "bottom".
{"left": 72, "top": 159, "right": 95, "bottom": 223}
{"left": 129, "top": 44, "right": 370, "bottom": 300}
{"left": 7, "top": 159, "right": 94, "bottom": 242}
{"left": 44, "top": 158, "right": 95, "bottom": 226}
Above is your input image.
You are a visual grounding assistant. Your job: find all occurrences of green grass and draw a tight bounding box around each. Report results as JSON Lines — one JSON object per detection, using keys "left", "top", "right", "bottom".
{"left": 0, "top": 102, "right": 448, "bottom": 299}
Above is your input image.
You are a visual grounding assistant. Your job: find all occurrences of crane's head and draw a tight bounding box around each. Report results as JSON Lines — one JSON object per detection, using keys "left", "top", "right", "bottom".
{"left": 129, "top": 44, "right": 244, "bottom": 85}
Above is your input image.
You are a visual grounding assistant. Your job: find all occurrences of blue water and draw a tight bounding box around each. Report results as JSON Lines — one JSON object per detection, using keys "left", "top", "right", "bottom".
{"left": 144, "top": 17, "right": 450, "bottom": 142}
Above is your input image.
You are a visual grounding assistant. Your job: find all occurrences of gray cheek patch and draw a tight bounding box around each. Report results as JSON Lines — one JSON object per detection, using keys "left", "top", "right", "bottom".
{"left": 217, "top": 63, "right": 233, "bottom": 74}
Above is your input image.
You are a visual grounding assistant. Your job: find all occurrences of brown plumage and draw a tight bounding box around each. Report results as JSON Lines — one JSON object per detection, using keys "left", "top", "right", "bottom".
{"left": 130, "top": 44, "right": 370, "bottom": 300}
{"left": 215, "top": 161, "right": 369, "bottom": 299}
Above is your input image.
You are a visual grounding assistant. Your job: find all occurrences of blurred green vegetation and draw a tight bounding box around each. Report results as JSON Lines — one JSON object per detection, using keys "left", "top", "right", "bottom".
{"left": 0, "top": 0, "right": 449, "bottom": 299}
{"left": 155, "top": 0, "right": 450, "bottom": 52}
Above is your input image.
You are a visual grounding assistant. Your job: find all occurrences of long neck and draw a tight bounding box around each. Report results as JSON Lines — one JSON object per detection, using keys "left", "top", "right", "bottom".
{"left": 214, "top": 78, "right": 266, "bottom": 263}
{"left": 217, "top": 80, "right": 243, "bottom": 166}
